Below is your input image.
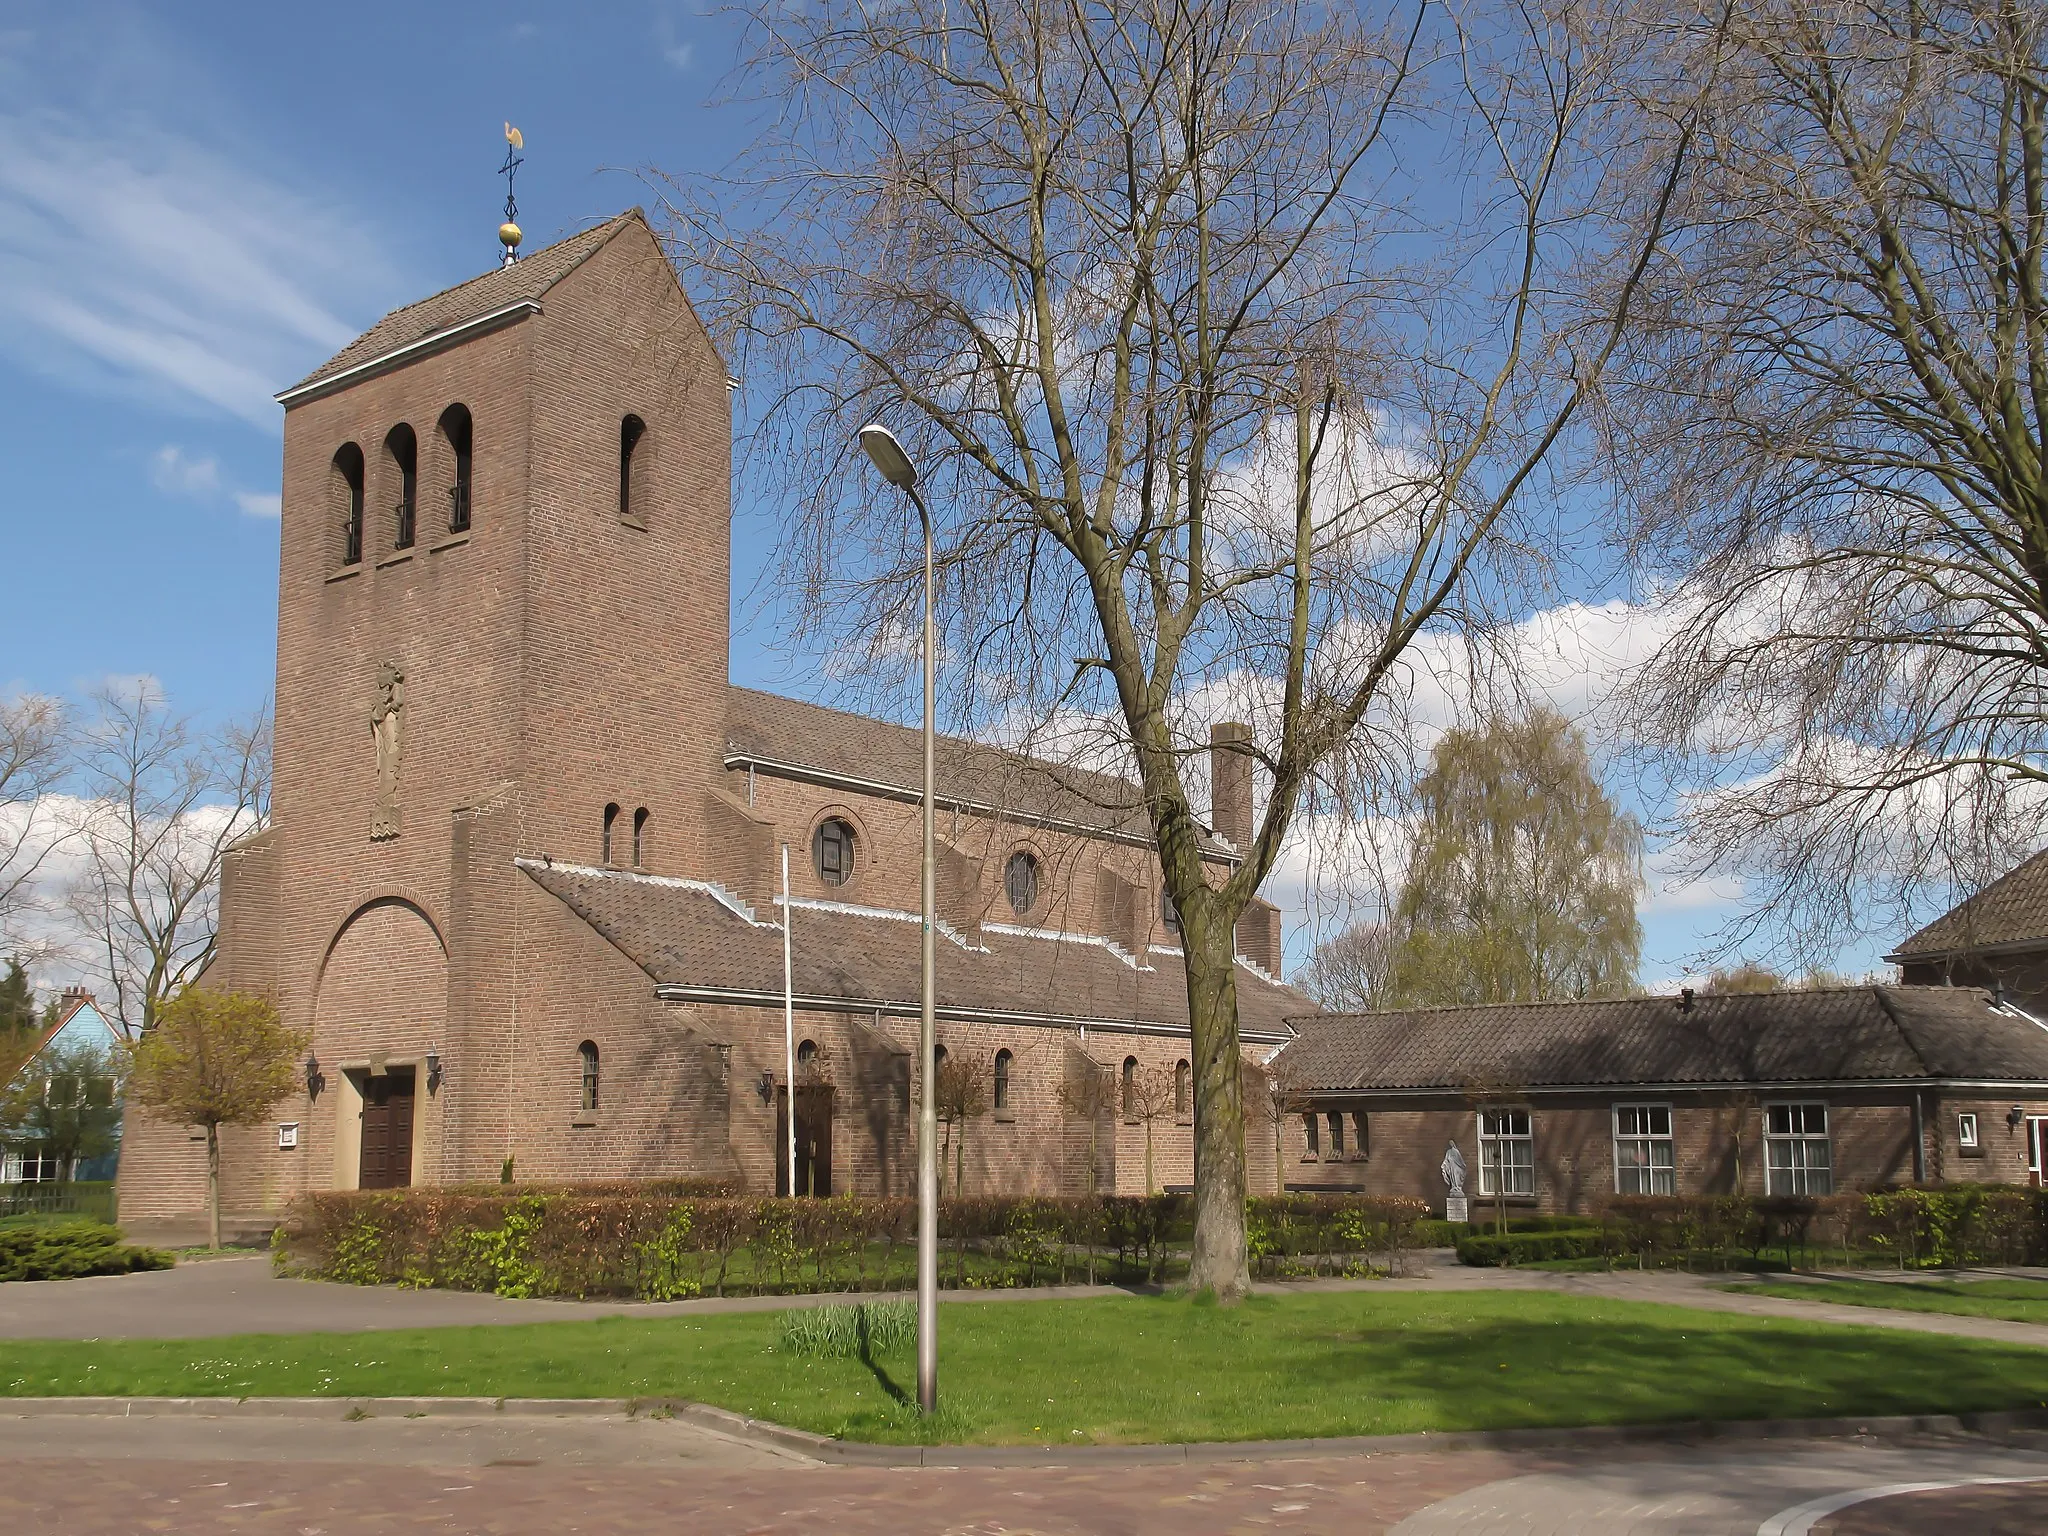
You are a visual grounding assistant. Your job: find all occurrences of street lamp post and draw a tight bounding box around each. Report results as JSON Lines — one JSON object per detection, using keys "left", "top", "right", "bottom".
{"left": 857, "top": 422, "right": 938, "bottom": 1416}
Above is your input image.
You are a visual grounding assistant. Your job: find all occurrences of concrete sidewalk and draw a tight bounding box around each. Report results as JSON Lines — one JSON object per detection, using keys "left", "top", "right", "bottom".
{"left": 11, "top": 1251, "right": 2048, "bottom": 1351}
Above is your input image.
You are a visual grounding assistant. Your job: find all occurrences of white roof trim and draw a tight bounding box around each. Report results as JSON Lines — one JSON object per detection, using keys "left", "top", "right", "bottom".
{"left": 277, "top": 300, "right": 544, "bottom": 407}
{"left": 514, "top": 856, "right": 770, "bottom": 927}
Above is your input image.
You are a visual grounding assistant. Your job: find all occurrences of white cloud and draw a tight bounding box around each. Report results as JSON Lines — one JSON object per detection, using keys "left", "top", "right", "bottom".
{"left": 149, "top": 445, "right": 220, "bottom": 498}
{"left": 0, "top": 89, "right": 398, "bottom": 430}
{"left": 233, "top": 490, "right": 282, "bottom": 519}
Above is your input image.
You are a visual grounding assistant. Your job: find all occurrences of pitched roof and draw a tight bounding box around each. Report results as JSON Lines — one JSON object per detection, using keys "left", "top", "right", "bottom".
{"left": 726, "top": 688, "right": 1227, "bottom": 853}
{"left": 1890, "top": 848, "right": 2048, "bottom": 960}
{"left": 4, "top": 994, "right": 125, "bottom": 1088}
{"left": 521, "top": 860, "right": 1305, "bottom": 1040}
{"left": 1272, "top": 985, "right": 2048, "bottom": 1093}
{"left": 283, "top": 210, "right": 647, "bottom": 396}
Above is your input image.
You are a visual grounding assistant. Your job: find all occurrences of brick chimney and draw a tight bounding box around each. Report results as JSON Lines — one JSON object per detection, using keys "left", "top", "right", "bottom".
{"left": 59, "top": 984, "right": 93, "bottom": 1008}
{"left": 1209, "top": 722, "right": 1254, "bottom": 849}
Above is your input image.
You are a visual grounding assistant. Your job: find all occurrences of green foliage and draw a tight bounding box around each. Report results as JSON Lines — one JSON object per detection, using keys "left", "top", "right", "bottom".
{"left": 1449, "top": 1188, "right": 2048, "bottom": 1271}
{"left": 461, "top": 1196, "right": 550, "bottom": 1298}
{"left": 1456, "top": 1227, "right": 1608, "bottom": 1266}
{"left": 0, "top": 1219, "right": 172, "bottom": 1281}
{"left": 0, "top": 958, "right": 43, "bottom": 1084}
{"left": 127, "top": 987, "right": 306, "bottom": 1132}
{"left": 633, "top": 1205, "right": 704, "bottom": 1301}
{"left": 0, "top": 1040, "right": 127, "bottom": 1171}
{"left": 276, "top": 1190, "right": 1429, "bottom": 1298}
{"left": 128, "top": 986, "right": 308, "bottom": 1249}
{"left": 1315, "top": 709, "right": 1644, "bottom": 1009}
{"left": 778, "top": 1298, "right": 915, "bottom": 1358}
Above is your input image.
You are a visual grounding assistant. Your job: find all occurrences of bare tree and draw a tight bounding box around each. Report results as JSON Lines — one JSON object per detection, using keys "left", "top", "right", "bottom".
{"left": 673, "top": 0, "right": 1707, "bottom": 1295}
{"left": 1603, "top": 0, "right": 2048, "bottom": 958}
{"left": 1054, "top": 1051, "right": 1118, "bottom": 1194}
{"left": 0, "top": 693, "right": 70, "bottom": 954}
{"left": 934, "top": 1046, "right": 993, "bottom": 1195}
{"left": 1296, "top": 920, "right": 1395, "bottom": 1013}
{"left": 67, "top": 683, "right": 269, "bottom": 1034}
{"left": 1123, "top": 1061, "right": 1179, "bottom": 1195}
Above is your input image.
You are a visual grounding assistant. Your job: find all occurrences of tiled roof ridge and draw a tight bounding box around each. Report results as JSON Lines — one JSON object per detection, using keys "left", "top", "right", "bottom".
{"left": 1295, "top": 981, "right": 1932, "bottom": 1027}
{"left": 727, "top": 686, "right": 1146, "bottom": 804}
{"left": 1891, "top": 845, "right": 2048, "bottom": 957}
{"left": 285, "top": 210, "right": 646, "bottom": 393}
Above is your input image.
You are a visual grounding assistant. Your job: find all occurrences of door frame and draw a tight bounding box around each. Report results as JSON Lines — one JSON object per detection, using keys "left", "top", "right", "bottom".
{"left": 2029, "top": 1116, "right": 2048, "bottom": 1189}
{"left": 775, "top": 1083, "right": 835, "bottom": 1197}
{"left": 334, "top": 1058, "right": 430, "bottom": 1191}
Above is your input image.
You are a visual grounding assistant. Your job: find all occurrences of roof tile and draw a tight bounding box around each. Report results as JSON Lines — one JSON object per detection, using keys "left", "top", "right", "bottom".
{"left": 1272, "top": 986, "right": 2048, "bottom": 1091}
{"left": 284, "top": 211, "right": 645, "bottom": 395}
{"left": 523, "top": 860, "right": 1304, "bottom": 1038}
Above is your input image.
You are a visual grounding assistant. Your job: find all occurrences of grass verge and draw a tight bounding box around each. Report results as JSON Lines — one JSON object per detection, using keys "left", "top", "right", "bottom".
{"left": 1733, "top": 1276, "right": 2048, "bottom": 1326}
{"left": 7, "top": 1291, "right": 2048, "bottom": 1445}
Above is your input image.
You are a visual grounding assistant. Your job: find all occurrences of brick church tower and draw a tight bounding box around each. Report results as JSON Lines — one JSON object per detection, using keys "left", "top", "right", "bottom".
{"left": 122, "top": 212, "right": 744, "bottom": 1211}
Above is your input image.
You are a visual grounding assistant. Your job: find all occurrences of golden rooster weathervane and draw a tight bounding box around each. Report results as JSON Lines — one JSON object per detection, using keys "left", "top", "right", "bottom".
{"left": 499, "top": 123, "right": 524, "bottom": 267}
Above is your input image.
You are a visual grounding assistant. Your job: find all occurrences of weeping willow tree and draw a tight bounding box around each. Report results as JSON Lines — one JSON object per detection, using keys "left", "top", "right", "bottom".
{"left": 1304, "top": 710, "right": 1643, "bottom": 1007}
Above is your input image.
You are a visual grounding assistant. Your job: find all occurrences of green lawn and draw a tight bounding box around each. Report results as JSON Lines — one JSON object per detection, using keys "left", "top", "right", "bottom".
{"left": 1735, "top": 1276, "right": 2048, "bottom": 1326}
{"left": 6, "top": 1291, "right": 2048, "bottom": 1445}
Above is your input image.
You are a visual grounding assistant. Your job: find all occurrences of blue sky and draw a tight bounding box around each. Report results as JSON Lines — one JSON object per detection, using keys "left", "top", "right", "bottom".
{"left": 0, "top": 3, "right": 1892, "bottom": 984}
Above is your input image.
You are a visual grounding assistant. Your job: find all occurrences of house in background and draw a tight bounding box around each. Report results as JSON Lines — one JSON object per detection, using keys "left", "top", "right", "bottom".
{"left": 1888, "top": 848, "right": 2048, "bottom": 1012}
{"left": 1271, "top": 985, "right": 2048, "bottom": 1216}
{"left": 1, "top": 987, "right": 128, "bottom": 1184}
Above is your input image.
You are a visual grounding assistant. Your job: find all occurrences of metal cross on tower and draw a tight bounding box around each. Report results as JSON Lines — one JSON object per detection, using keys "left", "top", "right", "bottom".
{"left": 498, "top": 123, "right": 525, "bottom": 267}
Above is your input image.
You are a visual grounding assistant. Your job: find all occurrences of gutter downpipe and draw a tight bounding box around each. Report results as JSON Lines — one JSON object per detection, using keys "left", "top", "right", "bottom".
{"left": 1912, "top": 1090, "right": 1926, "bottom": 1183}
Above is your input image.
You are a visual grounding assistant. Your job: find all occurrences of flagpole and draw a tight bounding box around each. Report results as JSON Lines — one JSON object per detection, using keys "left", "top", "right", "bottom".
{"left": 783, "top": 843, "right": 797, "bottom": 1197}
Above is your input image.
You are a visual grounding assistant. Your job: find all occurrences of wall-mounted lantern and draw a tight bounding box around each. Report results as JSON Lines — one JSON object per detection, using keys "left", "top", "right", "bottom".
{"left": 2011, "top": 1105, "right": 2027, "bottom": 1129}
{"left": 304, "top": 1052, "right": 325, "bottom": 1102}
{"left": 425, "top": 1048, "right": 443, "bottom": 1096}
{"left": 756, "top": 1071, "right": 775, "bottom": 1104}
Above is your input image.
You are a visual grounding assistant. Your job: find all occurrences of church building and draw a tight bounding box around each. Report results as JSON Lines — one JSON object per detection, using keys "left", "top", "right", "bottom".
{"left": 116, "top": 210, "right": 1307, "bottom": 1227}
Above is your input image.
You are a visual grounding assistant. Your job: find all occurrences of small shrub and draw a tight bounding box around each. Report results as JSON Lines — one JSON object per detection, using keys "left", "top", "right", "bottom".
{"left": 0, "top": 1220, "right": 173, "bottom": 1281}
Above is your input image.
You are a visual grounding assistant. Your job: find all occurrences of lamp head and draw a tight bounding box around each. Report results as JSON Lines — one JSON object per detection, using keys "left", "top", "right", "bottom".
{"left": 858, "top": 424, "right": 918, "bottom": 491}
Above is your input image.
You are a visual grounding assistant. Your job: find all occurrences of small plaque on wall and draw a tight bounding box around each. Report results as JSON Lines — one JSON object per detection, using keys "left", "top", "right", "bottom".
{"left": 1445, "top": 1196, "right": 1468, "bottom": 1223}
{"left": 277, "top": 1122, "right": 300, "bottom": 1150}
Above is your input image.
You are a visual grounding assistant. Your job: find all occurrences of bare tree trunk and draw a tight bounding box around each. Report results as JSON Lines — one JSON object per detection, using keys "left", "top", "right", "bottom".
{"left": 1186, "top": 925, "right": 1248, "bottom": 1299}
{"left": 205, "top": 1121, "right": 221, "bottom": 1252}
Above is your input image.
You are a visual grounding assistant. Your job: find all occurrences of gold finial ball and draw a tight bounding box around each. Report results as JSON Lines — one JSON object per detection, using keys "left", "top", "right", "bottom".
{"left": 499, "top": 221, "right": 523, "bottom": 250}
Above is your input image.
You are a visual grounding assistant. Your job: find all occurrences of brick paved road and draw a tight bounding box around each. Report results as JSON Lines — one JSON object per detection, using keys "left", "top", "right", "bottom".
{"left": 5, "top": 1416, "right": 2048, "bottom": 1535}
{"left": 1820, "top": 1478, "right": 2048, "bottom": 1533}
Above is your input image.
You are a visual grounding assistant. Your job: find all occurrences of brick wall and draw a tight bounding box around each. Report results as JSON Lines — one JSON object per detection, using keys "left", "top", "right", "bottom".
{"left": 1280, "top": 1089, "right": 2048, "bottom": 1217}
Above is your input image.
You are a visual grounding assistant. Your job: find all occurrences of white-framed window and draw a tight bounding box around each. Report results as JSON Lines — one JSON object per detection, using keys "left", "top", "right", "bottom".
{"left": 1958, "top": 1112, "right": 1979, "bottom": 1150}
{"left": 1477, "top": 1107, "right": 1534, "bottom": 1196}
{"left": 1613, "top": 1103, "right": 1676, "bottom": 1195}
{"left": 1764, "top": 1102, "right": 1832, "bottom": 1195}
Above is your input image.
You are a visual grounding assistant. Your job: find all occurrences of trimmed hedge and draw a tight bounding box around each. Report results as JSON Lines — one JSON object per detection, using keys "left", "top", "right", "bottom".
{"left": 1454, "top": 1187, "right": 2048, "bottom": 1270}
{"left": 277, "top": 1190, "right": 1429, "bottom": 1298}
{"left": 1455, "top": 1227, "right": 1605, "bottom": 1266}
{"left": 0, "top": 1220, "right": 174, "bottom": 1282}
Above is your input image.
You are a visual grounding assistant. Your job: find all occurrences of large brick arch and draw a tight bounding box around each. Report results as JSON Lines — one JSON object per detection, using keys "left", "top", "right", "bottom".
{"left": 313, "top": 897, "right": 448, "bottom": 1058}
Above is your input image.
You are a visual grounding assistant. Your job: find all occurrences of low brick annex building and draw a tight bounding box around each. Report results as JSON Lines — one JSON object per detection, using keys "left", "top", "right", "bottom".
{"left": 1272, "top": 985, "right": 2048, "bottom": 1216}
{"left": 117, "top": 210, "right": 1307, "bottom": 1227}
